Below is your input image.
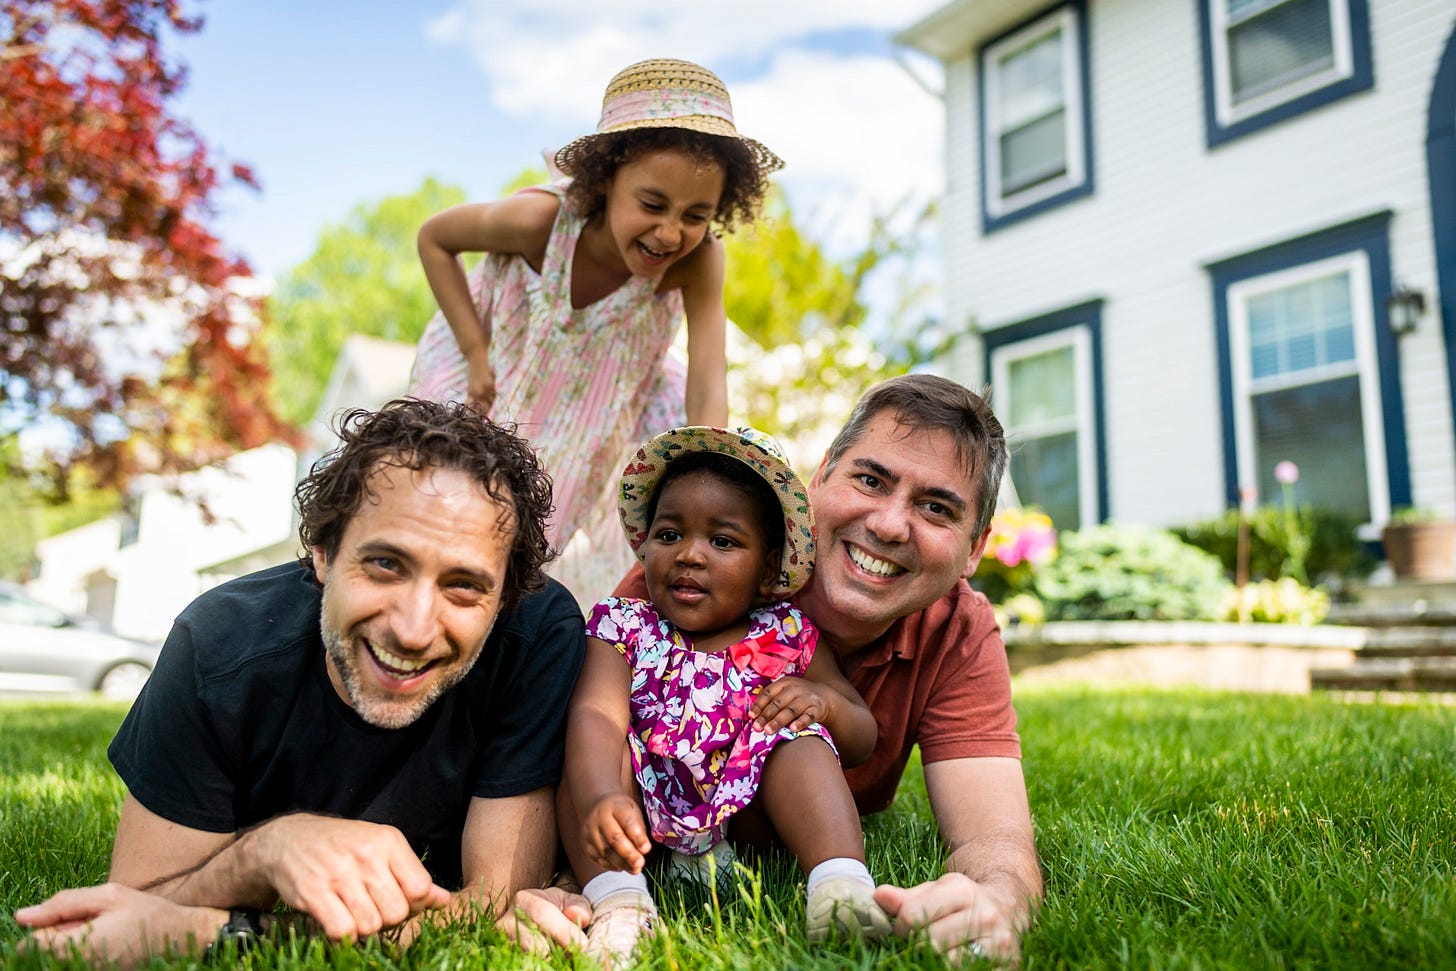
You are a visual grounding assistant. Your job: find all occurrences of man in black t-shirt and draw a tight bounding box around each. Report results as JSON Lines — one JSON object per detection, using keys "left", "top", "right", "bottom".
{"left": 18, "top": 399, "right": 590, "bottom": 962}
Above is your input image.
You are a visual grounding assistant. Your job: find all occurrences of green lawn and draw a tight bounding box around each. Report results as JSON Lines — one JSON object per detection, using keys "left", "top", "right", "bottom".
{"left": 1, "top": 686, "right": 1453, "bottom": 969}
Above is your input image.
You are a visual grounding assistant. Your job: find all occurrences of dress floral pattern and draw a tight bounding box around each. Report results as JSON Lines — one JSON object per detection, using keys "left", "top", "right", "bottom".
{"left": 409, "top": 181, "right": 686, "bottom": 601}
{"left": 586, "top": 597, "right": 837, "bottom": 856}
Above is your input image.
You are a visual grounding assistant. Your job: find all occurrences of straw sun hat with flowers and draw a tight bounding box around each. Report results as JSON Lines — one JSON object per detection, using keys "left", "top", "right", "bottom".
{"left": 554, "top": 58, "right": 784, "bottom": 179}
{"left": 617, "top": 426, "right": 814, "bottom": 599}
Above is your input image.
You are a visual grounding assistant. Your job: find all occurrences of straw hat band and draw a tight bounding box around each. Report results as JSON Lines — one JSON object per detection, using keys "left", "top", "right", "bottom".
{"left": 598, "top": 88, "right": 737, "bottom": 133}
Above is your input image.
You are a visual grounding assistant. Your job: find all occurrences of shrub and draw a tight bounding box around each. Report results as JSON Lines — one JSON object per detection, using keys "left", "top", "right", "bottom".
{"left": 1222, "top": 578, "right": 1331, "bottom": 625}
{"left": 1034, "top": 523, "right": 1231, "bottom": 621}
{"left": 973, "top": 507, "right": 1057, "bottom": 604}
{"left": 1174, "top": 507, "right": 1377, "bottom": 584}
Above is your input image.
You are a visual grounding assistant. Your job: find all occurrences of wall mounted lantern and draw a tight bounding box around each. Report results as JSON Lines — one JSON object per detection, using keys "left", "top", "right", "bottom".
{"left": 1386, "top": 285, "right": 1426, "bottom": 336}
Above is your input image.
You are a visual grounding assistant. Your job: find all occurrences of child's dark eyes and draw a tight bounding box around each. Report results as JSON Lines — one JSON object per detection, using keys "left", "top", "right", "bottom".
{"left": 654, "top": 528, "right": 681, "bottom": 543}
{"left": 711, "top": 535, "right": 739, "bottom": 550}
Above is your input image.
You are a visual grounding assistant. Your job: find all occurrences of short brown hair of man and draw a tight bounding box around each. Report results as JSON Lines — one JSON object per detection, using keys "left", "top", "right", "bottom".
{"left": 295, "top": 398, "right": 555, "bottom": 612}
{"left": 823, "top": 374, "right": 1008, "bottom": 538}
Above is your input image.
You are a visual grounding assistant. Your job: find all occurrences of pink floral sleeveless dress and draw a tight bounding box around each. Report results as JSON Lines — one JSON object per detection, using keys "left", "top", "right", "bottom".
{"left": 586, "top": 597, "right": 838, "bottom": 856}
{"left": 409, "top": 181, "right": 686, "bottom": 601}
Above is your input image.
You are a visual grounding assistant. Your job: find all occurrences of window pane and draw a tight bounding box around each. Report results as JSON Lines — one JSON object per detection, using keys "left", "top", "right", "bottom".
{"left": 998, "top": 30, "right": 1064, "bottom": 127}
{"left": 1245, "top": 269, "right": 1353, "bottom": 380}
{"left": 1228, "top": 0, "right": 1335, "bottom": 103}
{"left": 1252, "top": 375, "right": 1368, "bottom": 518}
{"left": 1011, "top": 431, "right": 1081, "bottom": 530}
{"left": 1000, "top": 110, "right": 1067, "bottom": 193}
{"left": 1007, "top": 346, "right": 1075, "bottom": 425}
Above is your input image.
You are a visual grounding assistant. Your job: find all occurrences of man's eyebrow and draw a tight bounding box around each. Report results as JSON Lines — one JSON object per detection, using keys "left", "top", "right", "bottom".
{"left": 851, "top": 458, "right": 969, "bottom": 514}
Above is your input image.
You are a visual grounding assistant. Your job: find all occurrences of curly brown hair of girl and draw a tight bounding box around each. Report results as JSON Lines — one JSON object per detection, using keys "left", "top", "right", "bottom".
{"left": 564, "top": 127, "right": 769, "bottom": 232}
{"left": 294, "top": 398, "right": 556, "bottom": 612}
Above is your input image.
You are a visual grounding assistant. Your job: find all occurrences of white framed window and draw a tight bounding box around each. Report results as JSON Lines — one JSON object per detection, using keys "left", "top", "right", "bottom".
{"left": 1208, "top": 0, "right": 1355, "bottom": 128}
{"left": 1226, "top": 251, "right": 1388, "bottom": 524}
{"left": 992, "top": 326, "right": 1097, "bottom": 530}
{"left": 982, "top": 6, "right": 1088, "bottom": 221}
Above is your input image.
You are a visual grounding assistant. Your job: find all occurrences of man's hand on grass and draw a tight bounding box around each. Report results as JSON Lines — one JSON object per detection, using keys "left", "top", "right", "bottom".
{"left": 875, "top": 873, "right": 1023, "bottom": 964}
{"left": 240, "top": 814, "right": 450, "bottom": 940}
{"left": 15, "top": 882, "right": 225, "bottom": 969}
{"left": 497, "top": 886, "right": 591, "bottom": 953}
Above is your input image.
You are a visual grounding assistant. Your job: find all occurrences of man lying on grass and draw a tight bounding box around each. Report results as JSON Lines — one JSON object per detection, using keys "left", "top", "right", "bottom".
{"left": 556, "top": 374, "right": 1045, "bottom": 964}
{"left": 16, "top": 399, "right": 589, "bottom": 965}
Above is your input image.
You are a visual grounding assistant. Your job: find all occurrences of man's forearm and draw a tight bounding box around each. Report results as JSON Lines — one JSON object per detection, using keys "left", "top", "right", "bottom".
{"left": 141, "top": 827, "right": 277, "bottom": 910}
{"left": 945, "top": 827, "right": 1043, "bottom": 925}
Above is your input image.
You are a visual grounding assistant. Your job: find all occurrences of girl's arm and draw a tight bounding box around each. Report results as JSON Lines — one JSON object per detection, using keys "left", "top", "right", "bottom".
{"left": 749, "top": 645, "right": 878, "bottom": 767}
{"left": 562, "top": 637, "right": 651, "bottom": 874}
{"left": 673, "top": 233, "right": 730, "bottom": 427}
{"left": 417, "top": 192, "right": 559, "bottom": 411}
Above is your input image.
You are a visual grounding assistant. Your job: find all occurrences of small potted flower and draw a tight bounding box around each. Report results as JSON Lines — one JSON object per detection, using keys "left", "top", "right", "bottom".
{"left": 1382, "top": 507, "right": 1456, "bottom": 582}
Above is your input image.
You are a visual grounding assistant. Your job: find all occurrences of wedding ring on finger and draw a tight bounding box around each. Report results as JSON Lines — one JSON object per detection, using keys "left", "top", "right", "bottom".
{"left": 968, "top": 940, "right": 986, "bottom": 958}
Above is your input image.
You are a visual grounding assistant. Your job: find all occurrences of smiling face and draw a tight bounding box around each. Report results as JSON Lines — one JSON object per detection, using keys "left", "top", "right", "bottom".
{"left": 312, "top": 464, "right": 514, "bottom": 729}
{"left": 642, "top": 471, "right": 779, "bottom": 647}
{"left": 603, "top": 147, "right": 725, "bottom": 277}
{"left": 799, "top": 410, "right": 992, "bottom": 655}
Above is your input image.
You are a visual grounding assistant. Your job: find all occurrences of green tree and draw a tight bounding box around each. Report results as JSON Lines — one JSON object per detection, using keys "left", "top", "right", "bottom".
{"left": 721, "top": 190, "right": 950, "bottom": 449}
{"left": 264, "top": 178, "right": 467, "bottom": 425}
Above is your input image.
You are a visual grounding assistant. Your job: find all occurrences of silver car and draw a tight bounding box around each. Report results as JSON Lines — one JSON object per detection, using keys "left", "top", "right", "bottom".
{"left": 0, "top": 581, "right": 162, "bottom": 701}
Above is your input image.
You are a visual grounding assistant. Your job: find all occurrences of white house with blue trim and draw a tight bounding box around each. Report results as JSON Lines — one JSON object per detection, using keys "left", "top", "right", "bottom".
{"left": 897, "top": 0, "right": 1456, "bottom": 538}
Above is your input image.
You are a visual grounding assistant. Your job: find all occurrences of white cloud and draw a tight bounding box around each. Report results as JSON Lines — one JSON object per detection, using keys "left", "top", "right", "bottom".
{"left": 423, "top": 2, "right": 948, "bottom": 254}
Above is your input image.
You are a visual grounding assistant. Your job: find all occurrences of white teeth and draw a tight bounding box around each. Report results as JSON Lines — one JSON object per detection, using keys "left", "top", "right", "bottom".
{"left": 367, "top": 640, "right": 428, "bottom": 674}
{"left": 849, "top": 545, "right": 903, "bottom": 577}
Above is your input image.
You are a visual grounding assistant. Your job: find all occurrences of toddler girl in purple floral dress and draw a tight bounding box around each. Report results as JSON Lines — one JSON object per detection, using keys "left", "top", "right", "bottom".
{"left": 558, "top": 426, "right": 892, "bottom": 965}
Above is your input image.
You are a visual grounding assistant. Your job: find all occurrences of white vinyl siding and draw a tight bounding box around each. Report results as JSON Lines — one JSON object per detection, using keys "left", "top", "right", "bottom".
{"left": 992, "top": 327, "right": 1098, "bottom": 530}
{"left": 1209, "top": 0, "right": 1356, "bottom": 126}
{"left": 1227, "top": 252, "right": 1388, "bottom": 523}
{"left": 983, "top": 7, "right": 1087, "bottom": 218}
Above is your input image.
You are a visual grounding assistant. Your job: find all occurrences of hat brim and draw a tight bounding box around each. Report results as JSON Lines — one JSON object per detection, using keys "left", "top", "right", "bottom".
{"left": 618, "top": 426, "right": 814, "bottom": 599}
{"left": 554, "top": 120, "right": 784, "bottom": 180}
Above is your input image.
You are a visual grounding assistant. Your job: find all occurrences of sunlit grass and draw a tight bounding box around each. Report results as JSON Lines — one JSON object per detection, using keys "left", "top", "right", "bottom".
{"left": 1, "top": 687, "right": 1453, "bottom": 969}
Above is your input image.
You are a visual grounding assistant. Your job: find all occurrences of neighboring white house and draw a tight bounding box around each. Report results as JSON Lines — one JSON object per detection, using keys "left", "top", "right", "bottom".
{"left": 30, "top": 335, "right": 417, "bottom": 639}
{"left": 897, "top": 0, "right": 1456, "bottom": 535}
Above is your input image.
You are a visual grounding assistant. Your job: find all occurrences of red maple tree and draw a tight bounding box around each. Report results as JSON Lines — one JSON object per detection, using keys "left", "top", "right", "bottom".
{"left": 1, "top": 0, "right": 292, "bottom": 495}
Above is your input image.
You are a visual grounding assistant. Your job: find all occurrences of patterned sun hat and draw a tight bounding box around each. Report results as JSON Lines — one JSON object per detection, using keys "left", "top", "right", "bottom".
{"left": 554, "top": 58, "right": 784, "bottom": 178}
{"left": 618, "top": 426, "right": 815, "bottom": 598}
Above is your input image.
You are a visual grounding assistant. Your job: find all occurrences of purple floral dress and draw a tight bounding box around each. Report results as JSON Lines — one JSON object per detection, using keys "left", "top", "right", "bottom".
{"left": 586, "top": 597, "right": 837, "bottom": 855}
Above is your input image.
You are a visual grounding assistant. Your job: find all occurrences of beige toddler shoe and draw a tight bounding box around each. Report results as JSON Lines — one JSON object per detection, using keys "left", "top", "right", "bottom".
{"left": 805, "top": 875, "right": 893, "bottom": 942}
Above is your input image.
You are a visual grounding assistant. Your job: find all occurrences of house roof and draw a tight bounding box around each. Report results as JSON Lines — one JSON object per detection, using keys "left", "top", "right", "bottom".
{"left": 895, "top": 0, "right": 1031, "bottom": 61}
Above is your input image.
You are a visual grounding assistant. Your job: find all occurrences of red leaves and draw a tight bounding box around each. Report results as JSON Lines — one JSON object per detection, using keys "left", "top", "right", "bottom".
{"left": 2, "top": 0, "right": 295, "bottom": 490}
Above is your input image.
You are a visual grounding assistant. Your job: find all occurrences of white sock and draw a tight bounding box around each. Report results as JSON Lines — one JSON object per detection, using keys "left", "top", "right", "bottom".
{"left": 583, "top": 871, "right": 651, "bottom": 907}
{"left": 806, "top": 857, "right": 874, "bottom": 895}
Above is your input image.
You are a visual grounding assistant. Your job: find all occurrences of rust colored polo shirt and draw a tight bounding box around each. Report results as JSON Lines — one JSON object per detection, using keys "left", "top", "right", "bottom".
{"left": 611, "top": 570, "right": 1020, "bottom": 815}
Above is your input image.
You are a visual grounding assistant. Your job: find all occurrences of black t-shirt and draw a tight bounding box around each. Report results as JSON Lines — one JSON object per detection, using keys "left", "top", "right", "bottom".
{"left": 109, "top": 561, "right": 585, "bottom": 889}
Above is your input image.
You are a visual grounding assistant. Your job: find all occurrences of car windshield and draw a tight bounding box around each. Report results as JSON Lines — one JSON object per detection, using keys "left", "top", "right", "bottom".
{"left": 0, "top": 588, "right": 71, "bottom": 628}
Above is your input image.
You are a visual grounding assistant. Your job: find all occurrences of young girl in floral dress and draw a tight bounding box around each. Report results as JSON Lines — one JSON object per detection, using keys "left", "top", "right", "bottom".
{"left": 408, "top": 59, "right": 779, "bottom": 601}
{"left": 559, "top": 426, "right": 893, "bottom": 964}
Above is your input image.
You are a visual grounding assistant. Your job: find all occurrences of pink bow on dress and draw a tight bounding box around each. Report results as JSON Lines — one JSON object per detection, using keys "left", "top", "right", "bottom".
{"left": 728, "top": 631, "right": 796, "bottom": 679}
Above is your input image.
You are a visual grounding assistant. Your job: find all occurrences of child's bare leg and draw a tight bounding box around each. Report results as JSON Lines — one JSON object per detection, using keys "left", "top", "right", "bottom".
{"left": 756, "top": 736, "right": 866, "bottom": 871}
{"left": 757, "top": 736, "right": 891, "bottom": 941}
{"left": 559, "top": 748, "right": 658, "bottom": 964}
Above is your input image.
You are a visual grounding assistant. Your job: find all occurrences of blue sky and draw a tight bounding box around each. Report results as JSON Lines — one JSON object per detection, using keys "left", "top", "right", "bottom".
{"left": 168, "top": 1, "right": 949, "bottom": 281}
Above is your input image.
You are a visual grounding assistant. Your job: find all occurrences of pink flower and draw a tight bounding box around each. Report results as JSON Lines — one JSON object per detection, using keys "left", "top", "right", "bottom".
{"left": 1274, "top": 461, "right": 1299, "bottom": 485}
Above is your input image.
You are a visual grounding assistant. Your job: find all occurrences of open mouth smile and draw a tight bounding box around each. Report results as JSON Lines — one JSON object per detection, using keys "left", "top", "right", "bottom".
{"left": 847, "top": 544, "right": 906, "bottom": 578}
{"left": 366, "top": 639, "right": 434, "bottom": 680}
{"left": 637, "top": 240, "right": 674, "bottom": 261}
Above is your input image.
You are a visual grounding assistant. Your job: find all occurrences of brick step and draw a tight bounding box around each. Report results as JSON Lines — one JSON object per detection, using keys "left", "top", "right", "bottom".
{"left": 1327, "top": 601, "right": 1456, "bottom": 629}
{"left": 1310, "top": 656, "right": 1456, "bottom": 692}
{"left": 1355, "top": 628, "right": 1456, "bottom": 656}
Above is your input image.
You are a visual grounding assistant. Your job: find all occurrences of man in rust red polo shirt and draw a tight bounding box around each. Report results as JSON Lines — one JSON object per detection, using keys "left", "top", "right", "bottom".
{"left": 601, "top": 373, "right": 1039, "bottom": 963}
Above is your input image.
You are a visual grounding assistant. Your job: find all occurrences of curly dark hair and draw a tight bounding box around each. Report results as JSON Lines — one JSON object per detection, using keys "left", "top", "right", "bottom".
{"left": 563, "top": 128, "right": 768, "bottom": 232}
{"left": 295, "top": 398, "right": 555, "bottom": 612}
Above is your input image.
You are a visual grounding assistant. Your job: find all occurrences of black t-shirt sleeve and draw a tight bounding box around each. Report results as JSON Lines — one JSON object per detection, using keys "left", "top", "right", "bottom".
{"left": 107, "top": 617, "right": 237, "bottom": 832}
{"left": 471, "top": 581, "right": 586, "bottom": 799}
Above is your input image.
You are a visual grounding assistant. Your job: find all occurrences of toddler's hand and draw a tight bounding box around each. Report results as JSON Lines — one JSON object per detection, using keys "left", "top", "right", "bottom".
{"left": 750, "top": 677, "right": 833, "bottom": 735}
{"left": 466, "top": 356, "right": 497, "bottom": 413}
{"left": 582, "top": 794, "right": 651, "bottom": 874}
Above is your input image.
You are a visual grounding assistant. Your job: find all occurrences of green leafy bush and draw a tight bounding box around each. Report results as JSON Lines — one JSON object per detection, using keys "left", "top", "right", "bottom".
{"left": 1034, "top": 524, "right": 1231, "bottom": 621}
{"left": 1173, "top": 507, "right": 1376, "bottom": 583}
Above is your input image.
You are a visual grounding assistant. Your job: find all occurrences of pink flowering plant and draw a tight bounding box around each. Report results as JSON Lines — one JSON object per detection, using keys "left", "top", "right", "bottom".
{"left": 974, "top": 507, "right": 1058, "bottom": 605}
